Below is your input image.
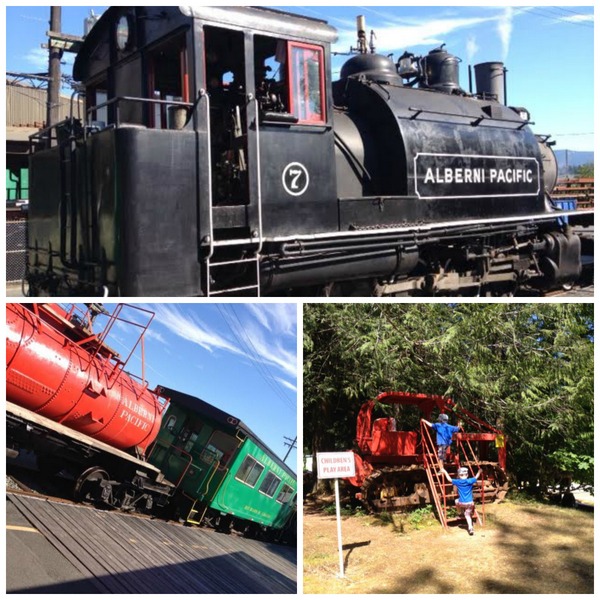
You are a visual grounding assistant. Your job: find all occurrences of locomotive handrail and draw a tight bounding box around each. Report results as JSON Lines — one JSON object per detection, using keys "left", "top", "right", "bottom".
{"left": 85, "top": 95, "right": 194, "bottom": 130}
{"left": 202, "top": 89, "right": 215, "bottom": 265}
{"left": 250, "top": 94, "right": 264, "bottom": 255}
{"left": 407, "top": 105, "right": 533, "bottom": 128}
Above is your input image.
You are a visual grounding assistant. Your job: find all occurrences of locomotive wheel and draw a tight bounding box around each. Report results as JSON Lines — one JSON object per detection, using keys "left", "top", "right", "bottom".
{"left": 74, "top": 467, "right": 111, "bottom": 504}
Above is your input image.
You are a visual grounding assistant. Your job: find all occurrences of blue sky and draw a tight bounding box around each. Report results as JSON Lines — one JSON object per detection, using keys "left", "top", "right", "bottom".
{"left": 66, "top": 303, "right": 298, "bottom": 470}
{"left": 5, "top": 5, "right": 594, "bottom": 151}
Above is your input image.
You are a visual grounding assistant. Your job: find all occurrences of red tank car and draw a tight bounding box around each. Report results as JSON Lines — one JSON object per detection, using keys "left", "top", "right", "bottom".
{"left": 6, "top": 303, "right": 165, "bottom": 456}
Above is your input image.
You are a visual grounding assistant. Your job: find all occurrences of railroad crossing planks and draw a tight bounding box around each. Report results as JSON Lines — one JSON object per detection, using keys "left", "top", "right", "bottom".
{"left": 8, "top": 493, "right": 296, "bottom": 594}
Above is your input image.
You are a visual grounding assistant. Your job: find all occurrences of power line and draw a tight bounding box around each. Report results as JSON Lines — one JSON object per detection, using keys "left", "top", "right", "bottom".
{"left": 283, "top": 436, "right": 297, "bottom": 462}
{"left": 216, "top": 305, "right": 296, "bottom": 413}
{"left": 228, "top": 304, "right": 296, "bottom": 410}
{"left": 522, "top": 7, "right": 593, "bottom": 28}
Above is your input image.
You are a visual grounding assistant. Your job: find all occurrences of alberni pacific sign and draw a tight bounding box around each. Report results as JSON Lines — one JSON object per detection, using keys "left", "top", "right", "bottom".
{"left": 414, "top": 153, "right": 540, "bottom": 199}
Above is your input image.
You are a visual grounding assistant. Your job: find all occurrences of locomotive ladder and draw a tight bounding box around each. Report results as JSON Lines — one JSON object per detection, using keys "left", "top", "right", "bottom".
{"left": 205, "top": 248, "right": 261, "bottom": 297}
{"left": 204, "top": 93, "right": 263, "bottom": 297}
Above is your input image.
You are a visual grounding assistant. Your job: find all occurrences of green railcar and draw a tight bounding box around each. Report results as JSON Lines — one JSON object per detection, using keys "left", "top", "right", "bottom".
{"left": 147, "top": 386, "right": 297, "bottom": 538}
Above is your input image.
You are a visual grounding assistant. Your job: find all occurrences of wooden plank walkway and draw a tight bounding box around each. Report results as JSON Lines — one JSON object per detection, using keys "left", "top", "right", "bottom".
{"left": 8, "top": 493, "right": 296, "bottom": 594}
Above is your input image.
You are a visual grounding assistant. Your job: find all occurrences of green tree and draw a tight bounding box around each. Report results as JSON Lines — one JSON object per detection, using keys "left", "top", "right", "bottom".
{"left": 575, "top": 163, "right": 594, "bottom": 178}
{"left": 303, "top": 304, "right": 593, "bottom": 493}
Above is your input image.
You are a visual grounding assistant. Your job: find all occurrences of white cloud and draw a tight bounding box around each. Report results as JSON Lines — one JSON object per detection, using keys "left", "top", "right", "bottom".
{"left": 466, "top": 35, "right": 479, "bottom": 63}
{"left": 562, "top": 14, "right": 594, "bottom": 24}
{"left": 276, "top": 376, "right": 297, "bottom": 394}
{"left": 497, "top": 7, "right": 515, "bottom": 62}
{"left": 25, "top": 47, "right": 48, "bottom": 71}
{"left": 144, "top": 328, "right": 168, "bottom": 345}
{"left": 247, "top": 303, "right": 297, "bottom": 336}
{"left": 151, "top": 304, "right": 297, "bottom": 387}
{"left": 334, "top": 16, "right": 494, "bottom": 54}
{"left": 154, "top": 304, "right": 240, "bottom": 355}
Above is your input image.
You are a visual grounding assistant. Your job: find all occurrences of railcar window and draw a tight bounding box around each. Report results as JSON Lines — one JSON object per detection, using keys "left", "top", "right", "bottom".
{"left": 205, "top": 430, "right": 238, "bottom": 468}
{"left": 288, "top": 42, "right": 325, "bottom": 124}
{"left": 235, "top": 455, "right": 265, "bottom": 487}
{"left": 183, "top": 432, "right": 198, "bottom": 453}
{"left": 259, "top": 471, "right": 282, "bottom": 498}
{"left": 165, "top": 415, "right": 177, "bottom": 432}
{"left": 276, "top": 483, "right": 294, "bottom": 504}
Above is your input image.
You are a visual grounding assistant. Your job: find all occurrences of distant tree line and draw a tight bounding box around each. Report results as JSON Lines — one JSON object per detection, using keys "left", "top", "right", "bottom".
{"left": 304, "top": 304, "right": 593, "bottom": 494}
{"left": 574, "top": 163, "right": 594, "bottom": 178}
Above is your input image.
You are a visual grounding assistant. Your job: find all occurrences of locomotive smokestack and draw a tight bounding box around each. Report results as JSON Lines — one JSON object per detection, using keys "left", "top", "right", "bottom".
{"left": 474, "top": 62, "right": 507, "bottom": 105}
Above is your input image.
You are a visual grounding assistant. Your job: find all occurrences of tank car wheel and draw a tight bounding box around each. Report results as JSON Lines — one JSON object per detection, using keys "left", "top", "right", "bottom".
{"left": 74, "top": 467, "right": 112, "bottom": 505}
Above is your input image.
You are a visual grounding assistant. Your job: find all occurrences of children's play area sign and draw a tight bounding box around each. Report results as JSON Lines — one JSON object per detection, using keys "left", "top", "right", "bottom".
{"left": 316, "top": 451, "right": 356, "bottom": 479}
{"left": 316, "top": 451, "right": 356, "bottom": 578}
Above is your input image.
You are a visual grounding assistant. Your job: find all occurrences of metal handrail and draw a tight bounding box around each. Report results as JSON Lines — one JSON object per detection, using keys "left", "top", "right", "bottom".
{"left": 250, "top": 94, "right": 264, "bottom": 254}
{"left": 420, "top": 420, "right": 449, "bottom": 529}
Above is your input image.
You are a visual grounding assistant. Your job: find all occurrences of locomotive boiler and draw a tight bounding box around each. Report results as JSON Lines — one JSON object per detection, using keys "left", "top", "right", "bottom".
{"left": 25, "top": 7, "right": 589, "bottom": 297}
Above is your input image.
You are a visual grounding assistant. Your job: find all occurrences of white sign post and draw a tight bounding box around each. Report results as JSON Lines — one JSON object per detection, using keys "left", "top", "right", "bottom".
{"left": 316, "top": 451, "right": 356, "bottom": 578}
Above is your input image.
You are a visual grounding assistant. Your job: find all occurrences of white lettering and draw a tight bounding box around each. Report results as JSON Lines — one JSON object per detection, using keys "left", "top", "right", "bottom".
{"left": 424, "top": 168, "right": 435, "bottom": 184}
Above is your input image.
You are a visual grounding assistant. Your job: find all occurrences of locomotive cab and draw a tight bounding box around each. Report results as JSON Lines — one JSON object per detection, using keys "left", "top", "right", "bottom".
{"left": 28, "top": 7, "right": 338, "bottom": 296}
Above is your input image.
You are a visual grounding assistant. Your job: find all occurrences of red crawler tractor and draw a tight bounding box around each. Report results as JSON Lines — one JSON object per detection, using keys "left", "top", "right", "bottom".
{"left": 345, "top": 392, "right": 508, "bottom": 528}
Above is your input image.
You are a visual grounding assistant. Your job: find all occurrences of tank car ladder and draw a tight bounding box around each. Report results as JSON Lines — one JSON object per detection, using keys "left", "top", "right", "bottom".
{"left": 203, "top": 93, "right": 263, "bottom": 296}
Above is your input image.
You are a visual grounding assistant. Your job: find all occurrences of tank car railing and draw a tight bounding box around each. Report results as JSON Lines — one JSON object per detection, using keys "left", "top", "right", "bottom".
{"left": 32, "top": 303, "right": 158, "bottom": 393}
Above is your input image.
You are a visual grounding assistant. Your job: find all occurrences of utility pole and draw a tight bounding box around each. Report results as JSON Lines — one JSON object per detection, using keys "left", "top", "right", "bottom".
{"left": 283, "top": 436, "right": 297, "bottom": 463}
{"left": 47, "top": 6, "right": 62, "bottom": 130}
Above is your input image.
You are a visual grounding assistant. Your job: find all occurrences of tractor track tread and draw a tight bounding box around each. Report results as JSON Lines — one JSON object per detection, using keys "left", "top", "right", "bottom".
{"left": 359, "top": 462, "right": 509, "bottom": 513}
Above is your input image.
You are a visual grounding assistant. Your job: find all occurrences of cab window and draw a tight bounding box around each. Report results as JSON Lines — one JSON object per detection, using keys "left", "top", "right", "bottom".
{"left": 287, "top": 42, "right": 325, "bottom": 124}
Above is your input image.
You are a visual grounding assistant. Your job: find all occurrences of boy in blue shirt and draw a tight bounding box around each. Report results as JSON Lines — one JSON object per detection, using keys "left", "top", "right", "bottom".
{"left": 440, "top": 466, "right": 482, "bottom": 535}
{"left": 421, "top": 413, "right": 461, "bottom": 466}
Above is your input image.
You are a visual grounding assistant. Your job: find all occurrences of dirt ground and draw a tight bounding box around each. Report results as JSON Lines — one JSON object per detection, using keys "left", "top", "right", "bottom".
{"left": 303, "top": 500, "right": 594, "bottom": 594}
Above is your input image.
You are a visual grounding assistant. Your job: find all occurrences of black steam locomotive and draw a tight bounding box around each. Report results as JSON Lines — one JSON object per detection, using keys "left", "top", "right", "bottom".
{"left": 26, "top": 7, "right": 588, "bottom": 296}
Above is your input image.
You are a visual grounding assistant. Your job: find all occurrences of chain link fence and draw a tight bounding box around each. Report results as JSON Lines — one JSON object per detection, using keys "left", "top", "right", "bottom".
{"left": 6, "top": 216, "right": 27, "bottom": 284}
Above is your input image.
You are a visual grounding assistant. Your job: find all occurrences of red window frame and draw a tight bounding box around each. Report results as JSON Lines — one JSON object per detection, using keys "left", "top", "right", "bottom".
{"left": 287, "top": 41, "right": 326, "bottom": 125}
